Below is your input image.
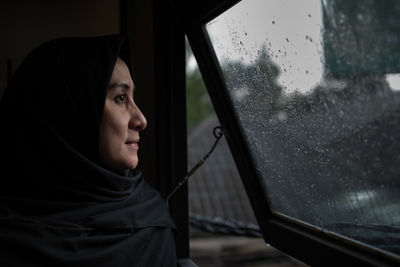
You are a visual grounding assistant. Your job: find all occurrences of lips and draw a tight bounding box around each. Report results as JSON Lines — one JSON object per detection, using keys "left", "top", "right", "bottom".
{"left": 127, "top": 142, "right": 138, "bottom": 150}
{"left": 126, "top": 138, "right": 139, "bottom": 150}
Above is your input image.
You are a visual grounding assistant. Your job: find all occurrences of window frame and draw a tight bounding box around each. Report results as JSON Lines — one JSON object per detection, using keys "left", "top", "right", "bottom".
{"left": 121, "top": 0, "right": 189, "bottom": 261}
{"left": 175, "top": 0, "right": 400, "bottom": 265}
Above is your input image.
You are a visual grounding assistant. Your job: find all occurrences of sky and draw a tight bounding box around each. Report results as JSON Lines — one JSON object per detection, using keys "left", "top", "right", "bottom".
{"left": 191, "top": 0, "right": 400, "bottom": 94}
{"left": 206, "top": 0, "right": 324, "bottom": 95}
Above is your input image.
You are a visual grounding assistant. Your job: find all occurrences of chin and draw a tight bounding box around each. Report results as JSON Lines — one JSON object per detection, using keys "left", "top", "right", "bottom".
{"left": 127, "top": 158, "right": 138, "bottom": 170}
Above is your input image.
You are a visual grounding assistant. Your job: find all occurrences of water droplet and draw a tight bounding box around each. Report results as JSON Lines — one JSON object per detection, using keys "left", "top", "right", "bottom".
{"left": 308, "top": 14, "right": 312, "bottom": 18}
{"left": 286, "top": 38, "right": 289, "bottom": 42}
{"left": 272, "top": 21, "right": 275, "bottom": 24}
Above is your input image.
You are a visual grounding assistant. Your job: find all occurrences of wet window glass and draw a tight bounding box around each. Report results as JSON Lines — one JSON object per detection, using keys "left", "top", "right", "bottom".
{"left": 206, "top": 0, "right": 400, "bottom": 257}
{"left": 185, "top": 38, "right": 304, "bottom": 266}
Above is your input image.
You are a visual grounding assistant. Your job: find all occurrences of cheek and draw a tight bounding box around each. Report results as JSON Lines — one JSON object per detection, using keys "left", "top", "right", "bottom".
{"left": 99, "top": 112, "right": 126, "bottom": 163}
{"left": 101, "top": 107, "right": 126, "bottom": 143}
{"left": 102, "top": 120, "right": 126, "bottom": 154}
{"left": 100, "top": 102, "right": 138, "bottom": 170}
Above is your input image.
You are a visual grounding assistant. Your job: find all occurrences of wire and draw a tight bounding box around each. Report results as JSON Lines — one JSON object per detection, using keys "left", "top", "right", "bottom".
{"left": 166, "top": 126, "right": 225, "bottom": 206}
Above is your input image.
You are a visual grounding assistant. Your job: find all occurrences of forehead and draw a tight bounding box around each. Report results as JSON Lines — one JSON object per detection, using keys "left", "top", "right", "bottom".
{"left": 110, "top": 57, "right": 133, "bottom": 87}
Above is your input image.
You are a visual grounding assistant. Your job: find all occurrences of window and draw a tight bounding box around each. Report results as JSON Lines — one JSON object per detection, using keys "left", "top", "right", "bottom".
{"left": 185, "top": 40, "right": 304, "bottom": 266}
{"left": 184, "top": 0, "right": 400, "bottom": 264}
{"left": 205, "top": 0, "right": 400, "bottom": 259}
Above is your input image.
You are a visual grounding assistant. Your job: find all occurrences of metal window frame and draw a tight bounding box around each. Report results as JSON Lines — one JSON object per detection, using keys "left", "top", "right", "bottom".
{"left": 173, "top": 0, "right": 400, "bottom": 265}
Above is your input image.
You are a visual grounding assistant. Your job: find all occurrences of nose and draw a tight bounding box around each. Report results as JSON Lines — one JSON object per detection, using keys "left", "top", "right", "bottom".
{"left": 128, "top": 104, "right": 147, "bottom": 131}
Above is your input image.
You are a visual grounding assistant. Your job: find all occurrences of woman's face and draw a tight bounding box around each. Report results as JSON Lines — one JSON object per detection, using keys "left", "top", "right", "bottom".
{"left": 99, "top": 57, "right": 147, "bottom": 172}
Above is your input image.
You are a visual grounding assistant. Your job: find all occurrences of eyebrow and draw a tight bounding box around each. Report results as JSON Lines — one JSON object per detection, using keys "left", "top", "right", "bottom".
{"left": 108, "top": 82, "right": 133, "bottom": 91}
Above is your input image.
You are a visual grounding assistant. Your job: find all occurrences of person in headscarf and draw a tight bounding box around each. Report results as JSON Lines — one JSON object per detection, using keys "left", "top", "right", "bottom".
{"left": 0, "top": 35, "right": 177, "bottom": 266}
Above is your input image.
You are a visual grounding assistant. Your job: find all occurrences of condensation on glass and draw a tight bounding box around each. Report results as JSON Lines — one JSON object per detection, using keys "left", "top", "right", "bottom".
{"left": 206, "top": 0, "right": 400, "bottom": 257}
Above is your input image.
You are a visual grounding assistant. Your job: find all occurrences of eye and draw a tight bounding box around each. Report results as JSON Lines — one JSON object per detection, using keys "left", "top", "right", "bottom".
{"left": 115, "top": 94, "right": 128, "bottom": 104}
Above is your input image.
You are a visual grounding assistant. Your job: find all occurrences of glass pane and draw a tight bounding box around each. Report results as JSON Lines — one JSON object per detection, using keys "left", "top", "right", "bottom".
{"left": 186, "top": 38, "right": 307, "bottom": 266}
{"left": 206, "top": 0, "right": 400, "bottom": 257}
{"left": 186, "top": 37, "right": 259, "bottom": 234}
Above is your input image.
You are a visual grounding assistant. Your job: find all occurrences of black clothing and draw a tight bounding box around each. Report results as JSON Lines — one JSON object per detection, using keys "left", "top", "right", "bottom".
{"left": 0, "top": 35, "right": 176, "bottom": 266}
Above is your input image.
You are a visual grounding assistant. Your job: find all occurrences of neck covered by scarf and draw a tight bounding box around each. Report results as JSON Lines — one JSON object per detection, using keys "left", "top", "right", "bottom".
{"left": 0, "top": 35, "right": 177, "bottom": 266}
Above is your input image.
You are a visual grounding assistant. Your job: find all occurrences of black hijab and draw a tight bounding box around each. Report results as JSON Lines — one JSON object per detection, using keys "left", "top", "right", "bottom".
{"left": 0, "top": 35, "right": 177, "bottom": 266}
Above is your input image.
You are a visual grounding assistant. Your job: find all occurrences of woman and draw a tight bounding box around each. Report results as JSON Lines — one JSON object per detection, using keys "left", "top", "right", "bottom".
{"left": 0, "top": 35, "right": 177, "bottom": 266}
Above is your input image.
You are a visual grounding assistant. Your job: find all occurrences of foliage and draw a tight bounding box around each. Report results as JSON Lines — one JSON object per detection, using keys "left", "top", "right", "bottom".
{"left": 186, "top": 42, "right": 215, "bottom": 130}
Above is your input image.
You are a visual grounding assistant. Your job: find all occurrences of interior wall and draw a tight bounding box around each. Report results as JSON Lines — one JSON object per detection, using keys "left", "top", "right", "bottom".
{"left": 0, "top": 0, "right": 120, "bottom": 96}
